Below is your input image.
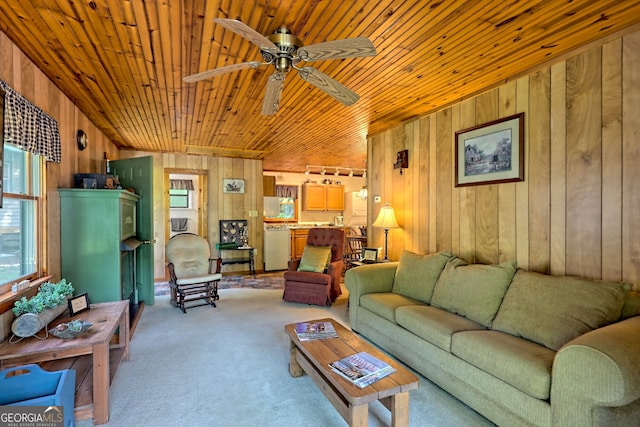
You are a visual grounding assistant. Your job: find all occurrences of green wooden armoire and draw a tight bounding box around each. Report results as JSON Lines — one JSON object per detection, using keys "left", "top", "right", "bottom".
{"left": 59, "top": 189, "right": 140, "bottom": 305}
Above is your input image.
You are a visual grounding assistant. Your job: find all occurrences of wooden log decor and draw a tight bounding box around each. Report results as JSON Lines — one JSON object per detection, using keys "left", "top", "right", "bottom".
{"left": 11, "top": 304, "right": 67, "bottom": 338}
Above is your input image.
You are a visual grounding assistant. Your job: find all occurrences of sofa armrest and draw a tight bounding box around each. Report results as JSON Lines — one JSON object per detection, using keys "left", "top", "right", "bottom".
{"left": 345, "top": 263, "right": 398, "bottom": 332}
{"left": 552, "top": 315, "right": 640, "bottom": 406}
{"left": 327, "top": 260, "right": 344, "bottom": 301}
{"left": 345, "top": 262, "right": 398, "bottom": 298}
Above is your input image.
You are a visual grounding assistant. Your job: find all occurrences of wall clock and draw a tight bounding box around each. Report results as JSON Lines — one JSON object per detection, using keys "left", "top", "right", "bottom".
{"left": 77, "top": 129, "right": 88, "bottom": 150}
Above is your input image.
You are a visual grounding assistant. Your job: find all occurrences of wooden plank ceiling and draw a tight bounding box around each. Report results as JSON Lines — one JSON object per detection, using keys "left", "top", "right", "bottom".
{"left": 0, "top": 1, "right": 638, "bottom": 173}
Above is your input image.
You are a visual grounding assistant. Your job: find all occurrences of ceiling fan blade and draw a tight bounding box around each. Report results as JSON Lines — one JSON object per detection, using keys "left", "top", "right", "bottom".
{"left": 262, "top": 73, "right": 285, "bottom": 115}
{"left": 213, "top": 18, "right": 278, "bottom": 53}
{"left": 183, "top": 62, "right": 261, "bottom": 83}
{"left": 297, "top": 37, "right": 377, "bottom": 62}
{"left": 297, "top": 67, "right": 359, "bottom": 106}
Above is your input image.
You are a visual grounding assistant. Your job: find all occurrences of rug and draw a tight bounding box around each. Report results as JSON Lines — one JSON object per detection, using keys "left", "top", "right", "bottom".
{"left": 154, "top": 272, "right": 285, "bottom": 296}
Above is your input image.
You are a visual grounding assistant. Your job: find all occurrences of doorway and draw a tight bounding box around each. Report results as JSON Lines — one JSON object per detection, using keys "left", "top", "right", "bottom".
{"left": 164, "top": 169, "right": 208, "bottom": 252}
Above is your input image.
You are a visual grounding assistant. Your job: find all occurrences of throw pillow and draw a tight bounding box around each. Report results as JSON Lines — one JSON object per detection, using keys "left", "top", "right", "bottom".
{"left": 297, "top": 245, "right": 332, "bottom": 273}
{"left": 492, "top": 270, "right": 630, "bottom": 350}
{"left": 392, "top": 250, "right": 453, "bottom": 304}
{"left": 430, "top": 257, "right": 517, "bottom": 328}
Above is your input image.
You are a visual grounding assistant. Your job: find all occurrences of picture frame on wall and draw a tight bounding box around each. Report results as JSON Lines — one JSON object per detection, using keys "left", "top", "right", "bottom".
{"left": 223, "top": 178, "right": 245, "bottom": 194}
{"left": 455, "top": 112, "right": 524, "bottom": 187}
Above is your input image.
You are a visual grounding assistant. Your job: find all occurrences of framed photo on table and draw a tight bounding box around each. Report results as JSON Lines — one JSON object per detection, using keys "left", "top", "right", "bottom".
{"left": 68, "top": 293, "right": 90, "bottom": 316}
{"left": 455, "top": 113, "right": 524, "bottom": 187}
{"left": 362, "top": 247, "right": 379, "bottom": 263}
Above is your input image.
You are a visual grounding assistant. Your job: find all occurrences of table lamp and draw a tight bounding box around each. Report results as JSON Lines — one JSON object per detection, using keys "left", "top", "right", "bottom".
{"left": 373, "top": 203, "right": 399, "bottom": 260}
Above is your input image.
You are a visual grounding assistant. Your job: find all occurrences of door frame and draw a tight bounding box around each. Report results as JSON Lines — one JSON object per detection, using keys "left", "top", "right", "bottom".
{"left": 164, "top": 169, "right": 208, "bottom": 277}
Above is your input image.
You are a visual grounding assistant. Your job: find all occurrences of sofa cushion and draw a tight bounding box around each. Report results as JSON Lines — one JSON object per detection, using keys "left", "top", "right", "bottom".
{"left": 360, "top": 293, "right": 422, "bottom": 323}
{"left": 492, "top": 270, "right": 630, "bottom": 350}
{"left": 621, "top": 291, "right": 640, "bottom": 320}
{"left": 297, "top": 245, "right": 332, "bottom": 273}
{"left": 451, "top": 330, "right": 556, "bottom": 400}
{"left": 391, "top": 250, "right": 453, "bottom": 304}
{"left": 430, "top": 257, "right": 517, "bottom": 327}
{"left": 396, "top": 305, "right": 485, "bottom": 352}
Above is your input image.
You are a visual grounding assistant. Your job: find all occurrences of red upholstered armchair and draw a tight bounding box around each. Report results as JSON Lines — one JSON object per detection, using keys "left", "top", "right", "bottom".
{"left": 283, "top": 228, "right": 345, "bottom": 305}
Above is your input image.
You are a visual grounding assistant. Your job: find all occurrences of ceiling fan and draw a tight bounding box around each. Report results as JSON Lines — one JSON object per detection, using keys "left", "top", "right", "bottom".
{"left": 183, "top": 18, "right": 377, "bottom": 115}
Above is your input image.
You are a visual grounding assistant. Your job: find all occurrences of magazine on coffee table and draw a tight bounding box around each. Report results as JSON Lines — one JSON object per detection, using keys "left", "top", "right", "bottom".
{"left": 329, "top": 351, "right": 396, "bottom": 388}
{"left": 295, "top": 321, "right": 338, "bottom": 341}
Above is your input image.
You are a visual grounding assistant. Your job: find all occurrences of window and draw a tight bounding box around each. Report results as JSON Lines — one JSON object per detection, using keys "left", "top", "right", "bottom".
{"left": 169, "top": 189, "right": 189, "bottom": 208}
{"left": 0, "top": 144, "right": 42, "bottom": 285}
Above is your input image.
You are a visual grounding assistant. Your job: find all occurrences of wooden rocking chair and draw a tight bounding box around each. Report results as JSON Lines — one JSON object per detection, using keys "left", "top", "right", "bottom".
{"left": 166, "top": 233, "right": 222, "bottom": 313}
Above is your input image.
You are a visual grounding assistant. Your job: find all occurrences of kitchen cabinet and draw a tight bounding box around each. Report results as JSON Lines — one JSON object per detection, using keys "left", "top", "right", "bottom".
{"left": 59, "top": 189, "right": 141, "bottom": 306}
{"left": 290, "top": 227, "right": 347, "bottom": 259}
{"left": 290, "top": 228, "right": 309, "bottom": 260}
{"left": 302, "top": 183, "right": 344, "bottom": 211}
{"left": 263, "top": 175, "right": 276, "bottom": 196}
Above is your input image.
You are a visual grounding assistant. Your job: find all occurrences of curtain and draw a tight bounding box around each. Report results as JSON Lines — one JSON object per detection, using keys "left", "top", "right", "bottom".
{"left": 170, "top": 179, "right": 194, "bottom": 190}
{"left": 276, "top": 185, "right": 298, "bottom": 198}
{"left": 0, "top": 80, "right": 61, "bottom": 163}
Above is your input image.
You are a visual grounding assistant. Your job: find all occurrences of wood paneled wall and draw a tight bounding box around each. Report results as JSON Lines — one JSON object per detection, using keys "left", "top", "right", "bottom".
{"left": 120, "top": 150, "right": 263, "bottom": 279}
{"left": 0, "top": 31, "right": 119, "bottom": 281}
{"left": 368, "top": 30, "right": 640, "bottom": 290}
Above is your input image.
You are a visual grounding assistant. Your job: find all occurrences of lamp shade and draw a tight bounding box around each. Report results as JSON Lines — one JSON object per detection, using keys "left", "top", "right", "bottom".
{"left": 373, "top": 203, "right": 399, "bottom": 229}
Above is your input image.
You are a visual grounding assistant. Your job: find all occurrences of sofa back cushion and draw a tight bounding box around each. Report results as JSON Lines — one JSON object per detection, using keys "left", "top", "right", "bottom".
{"left": 391, "top": 250, "right": 453, "bottom": 304}
{"left": 492, "top": 270, "right": 630, "bottom": 350}
{"left": 430, "top": 257, "right": 517, "bottom": 328}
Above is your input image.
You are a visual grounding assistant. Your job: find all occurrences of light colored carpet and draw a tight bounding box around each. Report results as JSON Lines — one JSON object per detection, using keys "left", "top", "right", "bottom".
{"left": 77, "top": 286, "right": 494, "bottom": 426}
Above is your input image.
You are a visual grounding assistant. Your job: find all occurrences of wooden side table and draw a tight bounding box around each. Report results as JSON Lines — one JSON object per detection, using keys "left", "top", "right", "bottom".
{"left": 0, "top": 300, "right": 130, "bottom": 425}
{"left": 217, "top": 247, "right": 256, "bottom": 278}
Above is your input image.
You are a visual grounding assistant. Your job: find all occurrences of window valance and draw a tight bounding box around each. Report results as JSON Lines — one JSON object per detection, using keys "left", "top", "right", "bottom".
{"left": 170, "top": 179, "right": 195, "bottom": 190}
{"left": 276, "top": 185, "right": 298, "bottom": 198}
{"left": 1, "top": 81, "right": 61, "bottom": 163}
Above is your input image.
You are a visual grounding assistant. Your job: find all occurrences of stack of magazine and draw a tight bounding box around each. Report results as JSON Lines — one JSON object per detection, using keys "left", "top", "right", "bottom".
{"left": 329, "top": 351, "right": 396, "bottom": 388}
{"left": 295, "top": 321, "right": 338, "bottom": 341}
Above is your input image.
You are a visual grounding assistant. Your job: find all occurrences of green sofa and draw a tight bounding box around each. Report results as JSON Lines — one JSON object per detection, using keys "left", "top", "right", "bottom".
{"left": 345, "top": 250, "right": 640, "bottom": 427}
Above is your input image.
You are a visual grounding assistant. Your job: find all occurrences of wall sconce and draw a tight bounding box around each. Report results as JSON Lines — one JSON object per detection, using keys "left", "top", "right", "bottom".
{"left": 394, "top": 149, "right": 409, "bottom": 175}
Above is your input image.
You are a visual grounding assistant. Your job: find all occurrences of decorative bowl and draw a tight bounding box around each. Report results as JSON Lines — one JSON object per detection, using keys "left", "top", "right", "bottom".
{"left": 49, "top": 320, "right": 93, "bottom": 339}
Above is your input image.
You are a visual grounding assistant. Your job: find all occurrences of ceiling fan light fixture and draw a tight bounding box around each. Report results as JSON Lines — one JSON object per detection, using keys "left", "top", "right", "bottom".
{"left": 184, "top": 19, "right": 377, "bottom": 116}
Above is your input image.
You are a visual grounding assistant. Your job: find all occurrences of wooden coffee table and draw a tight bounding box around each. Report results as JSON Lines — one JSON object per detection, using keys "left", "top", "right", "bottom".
{"left": 284, "top": 318, "right": 419, "bottom": 426}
